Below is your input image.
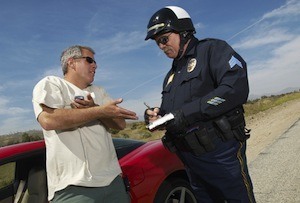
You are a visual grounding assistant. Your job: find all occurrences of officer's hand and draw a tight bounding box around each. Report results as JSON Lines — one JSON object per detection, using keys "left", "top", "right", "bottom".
{"left": 166, "top": 110, "right": 188, "bottom": 135}
{"left": 144, "top": 107, "right": 160, "bottom": 125}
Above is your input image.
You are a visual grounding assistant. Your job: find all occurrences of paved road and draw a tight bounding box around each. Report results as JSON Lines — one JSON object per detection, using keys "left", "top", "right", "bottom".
{"left": 249, "top": 118, "right": 300, "bottom": 203}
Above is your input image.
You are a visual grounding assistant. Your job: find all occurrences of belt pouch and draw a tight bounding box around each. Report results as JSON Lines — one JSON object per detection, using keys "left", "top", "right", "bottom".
{"left": 214, "top": 116, "right": 234, "bottom": 140}
{"left": 184, "top": 132, "right": 206, "bottom": 155}
{"left": 195, "top": 128, "right": 215, "bottom": 152}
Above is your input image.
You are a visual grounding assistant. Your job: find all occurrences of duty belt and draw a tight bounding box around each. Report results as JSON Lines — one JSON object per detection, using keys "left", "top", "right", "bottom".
{"left": 162, "top": 108, "right": 250, "bottom": 156}
{"left": 163, "top": 127, "right": 218, "bottom": 156}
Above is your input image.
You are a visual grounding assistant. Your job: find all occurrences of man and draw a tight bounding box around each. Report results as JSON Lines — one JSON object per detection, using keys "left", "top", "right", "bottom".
{"left": 32, "top": 45, "right": 138, "bottom": 202}
{"left": 144, "top": 6, "right": 256, "bottom": 203}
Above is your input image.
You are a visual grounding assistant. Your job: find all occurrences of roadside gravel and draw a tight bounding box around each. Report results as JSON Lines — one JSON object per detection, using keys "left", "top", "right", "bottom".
{"left": 245, "top": 98, "right": 300, "bottom": 202}
{"left": 245, "top": 98, "right": 300, "bottom": 163}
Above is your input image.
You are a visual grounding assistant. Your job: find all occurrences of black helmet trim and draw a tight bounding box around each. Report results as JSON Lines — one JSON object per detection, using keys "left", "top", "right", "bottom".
{"left": 145, "top": 6, "right": 195, "bottom": 40}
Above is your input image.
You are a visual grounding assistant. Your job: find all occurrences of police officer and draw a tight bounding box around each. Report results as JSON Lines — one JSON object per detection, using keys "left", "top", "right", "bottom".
{"left": 144, "top": 6, "right": 256, "bottom": 203}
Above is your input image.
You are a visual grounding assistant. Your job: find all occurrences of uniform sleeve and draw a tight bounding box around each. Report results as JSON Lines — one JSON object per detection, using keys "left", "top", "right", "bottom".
{"left": 32, "top": 77, "right": 64, "bottom": 119}
{"left": 182, "top": 40, "right": 249, "bottom": 124}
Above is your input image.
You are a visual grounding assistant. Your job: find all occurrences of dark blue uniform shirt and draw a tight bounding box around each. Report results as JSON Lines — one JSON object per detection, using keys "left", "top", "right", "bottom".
{"left": 160, "top": 37, "right": 249, "bottom": 127}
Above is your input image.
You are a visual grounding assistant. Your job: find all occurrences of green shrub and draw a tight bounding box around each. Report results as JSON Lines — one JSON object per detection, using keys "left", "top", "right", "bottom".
{"left": 122, "top": 134, "right": 129, "bottom": 139}
{"left": 141, "top": 131, "right": 152, "bottom": 139}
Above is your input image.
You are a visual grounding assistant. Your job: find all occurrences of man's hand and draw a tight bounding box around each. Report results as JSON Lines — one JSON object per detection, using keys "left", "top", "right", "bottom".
{"left": 71, "top": 94, "right": 96, "bottom": 108}
{"left": 71, "top": 96, "right": 137, "bottom": 120}
{"left": 97, "top": 98, "right": 138, "bottom": 130}
{"left": 100, "top": 98, "right": 138, "bottom": 120}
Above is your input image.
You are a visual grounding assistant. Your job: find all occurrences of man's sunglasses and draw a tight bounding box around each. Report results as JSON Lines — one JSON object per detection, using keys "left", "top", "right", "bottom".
{"left": 74, "top": 56, "right": 96, "bottom": 64}
{"left": 156, "top": 33, "right": 172, "bottom": 45}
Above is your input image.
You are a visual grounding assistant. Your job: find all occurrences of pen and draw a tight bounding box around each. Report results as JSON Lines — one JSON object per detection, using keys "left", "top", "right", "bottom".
{"left": 143, "top": 102, "right": 151, "bottom": 109}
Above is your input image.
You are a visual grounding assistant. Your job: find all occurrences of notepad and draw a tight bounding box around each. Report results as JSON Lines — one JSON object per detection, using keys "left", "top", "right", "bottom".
{"left": 147, "top": 113, "right": 175, "bottom": 130}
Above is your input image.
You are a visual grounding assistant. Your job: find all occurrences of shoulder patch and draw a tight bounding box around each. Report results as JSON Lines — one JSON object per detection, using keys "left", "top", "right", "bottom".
{"left": 207, "top": 97, "right": 226, "bottom": 106}
{"left": 229, "top": 55, "right": 243, "bottom": 69}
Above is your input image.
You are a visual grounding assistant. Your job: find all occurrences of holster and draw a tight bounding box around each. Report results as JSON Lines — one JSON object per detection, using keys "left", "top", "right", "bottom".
{"left": 214, "top": 108, "right": 250, "bottom": 142}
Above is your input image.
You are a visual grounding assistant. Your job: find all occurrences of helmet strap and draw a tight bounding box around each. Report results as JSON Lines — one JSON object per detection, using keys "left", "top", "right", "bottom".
{"left": 176, "top": 31, "right": 193, "bottom": 59}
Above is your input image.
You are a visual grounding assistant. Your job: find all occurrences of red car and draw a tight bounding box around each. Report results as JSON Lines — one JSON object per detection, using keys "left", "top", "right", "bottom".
{"left": 0, "top": 138, "right": 197, "bottom": 203}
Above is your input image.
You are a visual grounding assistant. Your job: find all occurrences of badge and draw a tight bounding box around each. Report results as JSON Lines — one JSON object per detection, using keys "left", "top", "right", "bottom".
{"left": 166, "top": 73, "right": 174, "bottom": 85}
{"left": 187, "top": 58, "right": 197, "bottom": 72}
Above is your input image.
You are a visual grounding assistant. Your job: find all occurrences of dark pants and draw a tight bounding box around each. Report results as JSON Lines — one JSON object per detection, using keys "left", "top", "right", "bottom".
{"left": 178, "top": 138, "right": 256, "bottom": 203}
{"left": 51, "top": 176, "right": 130, "bottom": 203}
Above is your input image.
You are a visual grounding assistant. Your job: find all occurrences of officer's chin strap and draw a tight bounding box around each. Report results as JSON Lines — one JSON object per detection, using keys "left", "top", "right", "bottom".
{"left": 176, "top": 31, "right": 194, "bottom": 59}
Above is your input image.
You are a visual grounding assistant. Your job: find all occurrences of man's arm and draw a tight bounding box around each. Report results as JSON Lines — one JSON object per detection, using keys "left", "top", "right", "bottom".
{"left": 38, "top": 98, "right": 137, "bottom": 131}
{"left": 100, "top": 118, "right": 126, "bottom": 130}
{"left": 72, "top": 96, "right": 130, "bottom": 130}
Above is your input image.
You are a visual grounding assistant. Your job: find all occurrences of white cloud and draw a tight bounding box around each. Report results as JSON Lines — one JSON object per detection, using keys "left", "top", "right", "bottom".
{"left": 0, "top": 97, "right": 31, "bottom": 115}
{"left": 0, "top": 116, "right": 40, "bottom": 136}
{"left": 263, "top": 0, "right": 300, "bottom": 19}
{"left": 93, "top": 31, "right": 147, "bottom": 57}
{"left": 0, "top": 107, "right": 31, "bottom": 115}
{"left": 0, "top": 97, "right": 8, "bottom": 109}
{"left": 249, "top": 36, "right": 300, "bottom": 95}
{"left": 121, "top": 86, "right": 162, "bottom": 119}
{"left": 194, "top": 22, "right": 205, "bottom": 31}
{"left": 228, "top": 0, "right": 300, "bottom": 42}
{"left": 0, "top": 96, "right": 37, "bottom": 135}
{"left": 230, "top": 0, "right": 300, "bottom": 96}
{"left": 42, "top": 66, "right": 63, "bottom": 78}
{"left": 234, "top": 28, "right": 294, "bottom": 50}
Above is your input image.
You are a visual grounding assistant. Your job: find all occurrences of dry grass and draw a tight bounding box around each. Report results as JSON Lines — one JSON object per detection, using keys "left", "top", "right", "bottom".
{"left": 0, "top": 162, "right": 15, "bottom": 189}
{"left": 244, "top": 91, "right": 300, "bottom": 116}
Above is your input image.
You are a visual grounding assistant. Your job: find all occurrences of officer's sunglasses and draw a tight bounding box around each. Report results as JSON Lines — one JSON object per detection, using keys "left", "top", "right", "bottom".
{"left": 156, "top": 33, "right": 172, "bottom": 45}
{"left": 73, "top": 56, "right": 97, "bottom": 64}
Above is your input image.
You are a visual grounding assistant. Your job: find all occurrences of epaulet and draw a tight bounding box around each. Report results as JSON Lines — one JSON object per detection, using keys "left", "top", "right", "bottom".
{"left": 198, "top": 38, "right": 219, "bottom": 43}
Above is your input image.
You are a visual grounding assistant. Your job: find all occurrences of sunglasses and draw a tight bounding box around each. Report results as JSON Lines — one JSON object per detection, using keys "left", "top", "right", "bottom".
{"left": 74, "top": 56, "right": 97, "bottom": 64}
{"left": 156, "top": 33, "right": 172, "bottom": 45}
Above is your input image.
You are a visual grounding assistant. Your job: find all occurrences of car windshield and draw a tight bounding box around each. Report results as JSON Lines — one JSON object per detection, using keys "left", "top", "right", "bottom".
{"left": 113, "top": 138, "right": 145, "bottom": 159}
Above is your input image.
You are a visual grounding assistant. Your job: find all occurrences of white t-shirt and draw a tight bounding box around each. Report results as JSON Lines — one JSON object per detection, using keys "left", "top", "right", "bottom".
{"left": 32, "top": 76, "right": 122, "bottom": 201}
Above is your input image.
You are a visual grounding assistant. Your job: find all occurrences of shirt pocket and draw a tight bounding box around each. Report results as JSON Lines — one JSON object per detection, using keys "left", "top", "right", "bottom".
{"left": 180, "top": 67, "right": 202, "bottom": 101}
{"left": 161, "top": 82, "right": 172, "bottom": 96}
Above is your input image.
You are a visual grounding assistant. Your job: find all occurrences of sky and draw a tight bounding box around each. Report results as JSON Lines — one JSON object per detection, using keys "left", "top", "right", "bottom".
{"left": 0, "top": 0, "right": 299, "bottom": 135}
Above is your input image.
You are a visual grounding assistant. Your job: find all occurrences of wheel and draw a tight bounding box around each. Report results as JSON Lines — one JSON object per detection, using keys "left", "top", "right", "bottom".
{"left": 154, "top": 178, "right": 197, "bottom": 203}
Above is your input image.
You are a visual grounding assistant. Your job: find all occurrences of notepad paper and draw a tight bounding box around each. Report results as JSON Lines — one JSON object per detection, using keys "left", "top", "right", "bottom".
{"left": 147, "top": 113, "right": 175, "bottom": 130}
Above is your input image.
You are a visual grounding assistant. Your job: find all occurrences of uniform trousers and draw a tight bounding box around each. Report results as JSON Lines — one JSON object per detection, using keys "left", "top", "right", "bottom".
{"left": 178, "top": 137, "right": 256, "bottom": 203}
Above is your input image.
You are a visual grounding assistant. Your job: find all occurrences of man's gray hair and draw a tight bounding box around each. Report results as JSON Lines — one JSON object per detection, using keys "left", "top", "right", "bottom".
{"left": 60, "top": 45, "right": 95, "bottom": 75}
